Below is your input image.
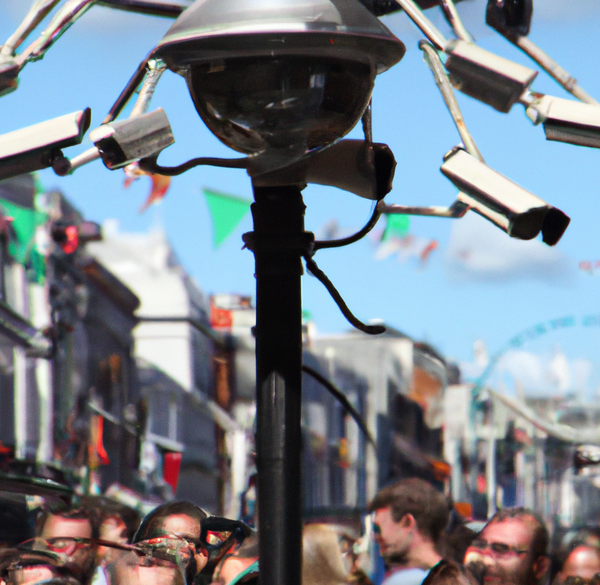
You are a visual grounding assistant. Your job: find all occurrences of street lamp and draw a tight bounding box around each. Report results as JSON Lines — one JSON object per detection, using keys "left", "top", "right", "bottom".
{"left": 151, "top": 3, "right": 405, "bottom": 585}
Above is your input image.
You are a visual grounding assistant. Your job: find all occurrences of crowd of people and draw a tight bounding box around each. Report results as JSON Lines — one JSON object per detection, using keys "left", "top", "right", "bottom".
{"left": 0, "top": 478, "right": 599, "bottom": 585}
{"left": 371, "top": 478, "right": 600, "bottom": 585}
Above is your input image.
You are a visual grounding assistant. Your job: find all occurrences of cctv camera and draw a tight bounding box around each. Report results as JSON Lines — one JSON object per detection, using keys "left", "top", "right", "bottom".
{"left": 486, "top": 0, "right": 533, "bottom": 37}
{"left": 0, "top": 109, "right": 90, "bottom": 181}
{"left": 445, "top": 40, "right": 537, "bottom": 113}
{"left": 0, "top": 56, "right": 19, "bottom": 98}
{"left": 441, "top": 147, "right": 570, "bottom": 245}
{"left": 250, "top": 139, "right": 396, "bottom": 201}
{"left": 525, "top": 95, "right": 600, "bottom": 149}
{"left": 90, "top": 108, "right": 175, "bottom": 170}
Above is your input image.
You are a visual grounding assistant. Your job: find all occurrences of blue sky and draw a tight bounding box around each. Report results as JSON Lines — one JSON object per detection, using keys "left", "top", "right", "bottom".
{"left": 2, "top": 0, "right": 600, "bottom": 397}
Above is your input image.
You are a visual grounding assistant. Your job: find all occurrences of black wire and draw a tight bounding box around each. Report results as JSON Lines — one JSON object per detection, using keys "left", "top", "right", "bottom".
{"left": 312, "top": 202, "right": 382, "bottom": 251}
{"left": 302, "top": 365, "right": 376, "bottom": 446}
{"left": 303, "top": 255, "right": 385, "bottom": 336}
{"left": 139, "top": 155, "right": 248, "bottom": 176}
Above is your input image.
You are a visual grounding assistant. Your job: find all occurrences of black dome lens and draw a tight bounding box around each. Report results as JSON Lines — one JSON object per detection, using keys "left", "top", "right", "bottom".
{"left": 187, "top": 57, "right": 375, "bottom": 158}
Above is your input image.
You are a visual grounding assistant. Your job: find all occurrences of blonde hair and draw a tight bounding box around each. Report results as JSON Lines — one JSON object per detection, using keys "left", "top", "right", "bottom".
{"left": 302, "top": 524, "right": 348, "bottom": 585}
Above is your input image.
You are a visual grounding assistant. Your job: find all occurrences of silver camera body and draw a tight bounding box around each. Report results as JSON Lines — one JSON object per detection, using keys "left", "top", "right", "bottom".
{"left": 441, "top": 147, "right": 570, "bottom": 245}
{"left": 90, "top": 108, "right": 175, "bottom": 170}
{"left": 0, "top": 109, "right": 91, "bottom": 181}
{"left": 526, "top": 95, "right": 600, "bottom": 149}
{"left": 445, "top": 40, "right": 537, "bottom": 113}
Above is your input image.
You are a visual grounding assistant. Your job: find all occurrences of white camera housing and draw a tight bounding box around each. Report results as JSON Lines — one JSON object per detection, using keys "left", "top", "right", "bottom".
{"left": 0, "top": 109, "right": 90, "bottom": 181}
{"left": 445, "top": 40, "right": 537, "bottom": 113}
{"left": 90, "top": 108, "right": 175, "bottom": 170}
{"left": 526, "top": 95, "right": 600, "bottom": 149}
{"left": 441, "top": 147, "right": 570, "bottom": 245}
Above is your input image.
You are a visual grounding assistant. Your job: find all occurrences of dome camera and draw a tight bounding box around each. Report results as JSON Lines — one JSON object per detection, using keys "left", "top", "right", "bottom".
{"left": 153, "top": 0, "right": 405, "bottom": 170}
{"left": 186, "top": 56, "right": 374, "bottom": 160}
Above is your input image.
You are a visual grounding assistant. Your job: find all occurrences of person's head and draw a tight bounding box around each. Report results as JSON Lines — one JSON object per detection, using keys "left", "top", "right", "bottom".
{"left": 368, "top": 478, "right": 450, "bottom": 563}
{"left": 37, "top": 508, "right": 97, "bottom": 541}
{"left": 464, "top": 507, "right": 550, "bottom": 585}
{"left": 212, "top": 534, "right": 259, "bottom": 585}
{"left": 81, "top": 496, "right": 140, "bottom": 544}
{"left": 35, "top": 508, "right": 98, "bottom": 585}
{"left": 106, "top": 549, "right": 185, "bottom": 585}
{"left": 80, "top": 496, "right": 140, "bottom": 565}
{"left": 134, "top": 501, "right": 209, "bottom": 583}
{"left": 0, "top": 548, "right": 78, "bottom": 585}
{"left": 302, "top": 524, "right": 348, "bottom": 585}
{"left": 555, "top": 546, "right": 600, "bottom": 584}
{"left": 561, "top": 529, "right": 600, "bottom": 558}
{"left": 422, "top": 560, "right": 477, "bottom": 585}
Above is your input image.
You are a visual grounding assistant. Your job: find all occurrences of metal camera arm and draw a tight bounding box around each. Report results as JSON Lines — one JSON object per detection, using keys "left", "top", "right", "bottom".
{"left": 433, "top": 0, "right": 598, "bottom": 105}
{"left": 485, "top": 0, "right": 598, "bottom": 105}
{"left": 0, "top": 53, "right": 175, "bottom": 181}
{"left": 0, "top": 0, "right": 186, "bottom": 97}
{"left": 383, "top": 40, "right": 570, "bottom": 246}
{"left": 392, "top": 0, "right": 600, "bottom": 151}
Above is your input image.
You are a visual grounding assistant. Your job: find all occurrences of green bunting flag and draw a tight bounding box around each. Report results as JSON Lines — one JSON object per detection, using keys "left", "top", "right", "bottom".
{"left": 382, "top": 213, "right": 410, "bottom": 241}
{"left": 202, "top": 188, "right": 252, "bottom": 249}
{"left": 0, "top": 198, "right": 47, "bottom": 265}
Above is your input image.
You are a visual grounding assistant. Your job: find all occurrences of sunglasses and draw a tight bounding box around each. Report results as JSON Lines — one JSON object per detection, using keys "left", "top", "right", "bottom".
{"left": 19, "top": 537, "right": 95, "bottom": 558}
{"left": 134, "top": 536, "right": 200, "bottom": 569}
{"left": 199, "top": 518, "right": 253, "bottom": 558}
{"left": 564, "top": 576, "right": 600, "bottom": 585}
{"left": 469, "top": 538, "right": 529, "bottom": 558}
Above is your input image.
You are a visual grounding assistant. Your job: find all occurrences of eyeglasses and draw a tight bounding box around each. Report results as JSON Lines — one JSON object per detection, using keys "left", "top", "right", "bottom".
{"left": 199, "top": 518, "right": 252, "bottom": 560}
{"left": 564, "top": 575, "right": 600, "bottom": 585}
{"left": 19, "top": 537, "right": 94, "bottom": 558}
{"left": 44, "top": 537, "right": 93, "bottom": 555}
{"left": 469, "top": 538, "right": 529, "bottom": 558}
{"left": 338, "top": 535, "right": 356, "bottom": 556}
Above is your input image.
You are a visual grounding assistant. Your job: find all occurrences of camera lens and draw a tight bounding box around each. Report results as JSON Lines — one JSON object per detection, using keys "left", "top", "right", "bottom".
{"left": 187, "top": 56, "right": 374, "bottom": 160}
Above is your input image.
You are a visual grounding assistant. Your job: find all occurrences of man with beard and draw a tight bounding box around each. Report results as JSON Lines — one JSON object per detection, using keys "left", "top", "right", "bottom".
{"left": 36, "top": 507, "right": 99, "bottom": 585}
{"left": 464, "top": 508, "right": 550, "bottom": 585}
{"left": 368, "top": 479, "right": 450, "bottom": 585}
{"left": 132, "top": 501, "right": 209, "bottom": 585}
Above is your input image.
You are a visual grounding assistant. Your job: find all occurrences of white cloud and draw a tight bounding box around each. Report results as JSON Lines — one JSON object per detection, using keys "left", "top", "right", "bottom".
{"left": 545, "top": 347, "right": 570, "bottom": 392}
{"left": 572, "top": 358, "right": 593, "bottom": 395}
{"left": 444, "top": 212, "right": 576, "bottom": 285}
{"left": 496, "top": 350, "right": 546, "bottom": 392}
{"left": 1, "top": 1, "right": 189, "bottom": 35}
{"left": 463, "top": 347, "right": 593, "bottom": 397}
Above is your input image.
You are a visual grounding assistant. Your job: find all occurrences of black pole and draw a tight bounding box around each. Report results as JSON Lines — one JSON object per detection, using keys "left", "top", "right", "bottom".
{"left": 250, "top": 184, "right": 308, "bottom": 585}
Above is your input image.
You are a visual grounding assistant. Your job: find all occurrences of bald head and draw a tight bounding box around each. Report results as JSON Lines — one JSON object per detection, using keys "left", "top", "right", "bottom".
{"left": 560, "top": 546, "right": 600, "bottom": 581}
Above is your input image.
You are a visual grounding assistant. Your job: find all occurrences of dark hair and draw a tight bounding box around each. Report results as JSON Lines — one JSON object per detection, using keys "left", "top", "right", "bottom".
{"left": 232, "top": 533, "right": 259, "bottom": 559}
{"left": 368, "top": 478, "right": 450, "bottom": 542}
{"left": 440, "top": 523, "right": 477, "bottom": 564}
{"left": 487, "top": 507, "right": 549, "bottom": 558}
{"left": 422, "top": 560, "right": 477, "bottom": 585}
{"left": 80, "top": 496, "right": 141, "bottom": 543}
{"left": 133, "top": 501, "right": 208, "bottom": 543}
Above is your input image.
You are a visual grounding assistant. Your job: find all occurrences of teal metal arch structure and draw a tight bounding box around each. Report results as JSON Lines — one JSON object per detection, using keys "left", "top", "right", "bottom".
{"left": 471, "top": 313, "right": 600, "bottom": 399}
